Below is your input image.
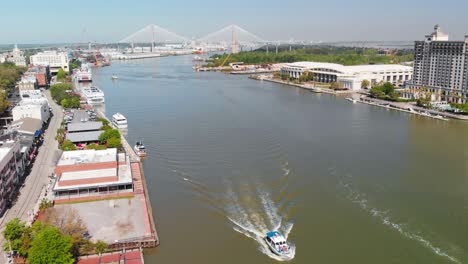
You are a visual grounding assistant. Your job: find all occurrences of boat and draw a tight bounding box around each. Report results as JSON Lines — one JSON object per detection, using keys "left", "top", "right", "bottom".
{"left": 433, "top": 114, "right": 449, "bottom": 121}
{"left": 111, "top": 74, "right": 119, "bottom": 80}
{"left": 134, "top": 141, "right": 146, "bottom": 157}
{"left": 74, "top": 64, "right": 92, "bottom": 82}
{"left": 264, "top": 231, "right": 293, "bottom": 259}
{"left": 345, "top": 97, "right": 357, "bottom": 103}
{"left": 82, "top": 86, "right": 105, "bottom": 104}
{"left": 112, "top": 113, "right": 128, "bottom": 129}
{"left": 193, "top": 56, "right": 204, "bottom": 62}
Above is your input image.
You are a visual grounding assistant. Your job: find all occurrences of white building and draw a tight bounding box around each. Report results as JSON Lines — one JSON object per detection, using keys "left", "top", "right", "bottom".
{"left": 0, "top": 139, "right": 21, "bottom": 215}
{"left": 12, "top": 103, "right": 50, "bottom": 123}
{"left": 18, "top": 75, "right": 38, "bottom": 91}
{"left": 12, "top": 91, "right": 50, "bottom": 123}
{"left": 30, "top": 51, "right": 69, "bottom": 73}
{"left": 6, "top": 44, "right": 27, "bottom": 67}
{"left": 281, "top": 62, "right": 413, "bottom": 91}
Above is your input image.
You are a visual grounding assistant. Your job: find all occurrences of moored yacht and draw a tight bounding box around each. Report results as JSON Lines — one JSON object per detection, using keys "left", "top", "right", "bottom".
{"left": 74, "top": 64, "right": 92, "bottom": 82}
{"left": 82, "top": 86, "right": 105, "bottom": 104}
{"left": 134, "top": 141, "right": 146, "bottom": 157}
{"left": 112, "top": 113, "right": 128, "bottom": 129}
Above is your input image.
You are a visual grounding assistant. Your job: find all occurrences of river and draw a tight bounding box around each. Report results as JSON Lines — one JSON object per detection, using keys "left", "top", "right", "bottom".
{"left": 91, "top": 55, "right": 467, "bottom": 264}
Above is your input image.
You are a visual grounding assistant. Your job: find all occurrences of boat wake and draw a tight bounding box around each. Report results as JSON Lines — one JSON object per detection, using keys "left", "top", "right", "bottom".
{"left": 339, "top": 176, "right": 461, "bottom": 264}
{"left": 224, "top": 162, "right": 296, "bottom": 261}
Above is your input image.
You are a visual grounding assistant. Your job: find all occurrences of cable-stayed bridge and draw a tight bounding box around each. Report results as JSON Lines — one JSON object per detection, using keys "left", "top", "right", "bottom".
{"left": 119, "top": 24, "right": 267, "bottom": 53}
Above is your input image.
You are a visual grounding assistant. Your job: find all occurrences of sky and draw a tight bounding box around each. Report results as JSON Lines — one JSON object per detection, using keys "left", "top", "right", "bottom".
{"left": 1, "top": 0, "right": 468, "bottom": 44}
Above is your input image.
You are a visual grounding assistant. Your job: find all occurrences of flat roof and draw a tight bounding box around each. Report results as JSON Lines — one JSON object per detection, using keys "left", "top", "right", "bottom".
{"left": 54, "top": 163, "right": 132, "bottom": 191}
{"left": 283, "top": 62, "right": 413, "bottom": 75}
{"left": 11, "top": 118, "right": 42, "bottom": 134}
{"left": 57, "top": 148, "right": 117, "bottom": 166}
{"left": 67, "top": 122, "right": 103, "bottom": 133}
{"left": 66, "top": 131, "right": 103, "bottom": 143}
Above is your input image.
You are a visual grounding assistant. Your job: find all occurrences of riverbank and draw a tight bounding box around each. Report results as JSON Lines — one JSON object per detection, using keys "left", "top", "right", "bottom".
{"left": 251, "top": 76, "right": 468, "bottom": 121}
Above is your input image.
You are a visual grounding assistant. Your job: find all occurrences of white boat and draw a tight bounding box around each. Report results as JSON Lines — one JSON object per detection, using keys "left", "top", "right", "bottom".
{"left": 82, "top": 86, "right": 105, "bottom": 104}
{"left": 264, "top": 231, "right": 293, "bottom": 260}
{"left": 433, "top": 114, "right": 449, "bottom": 121}
{"left": 74, "top": 64, "right": 92, "bottom": 82}
{"left": 345, "top": 97, "right": 357, "bottom": 103}
{"left": 134, "top": 141, "right": 146, "bottom": 157}
{"left": 112, "top": 113, "right": 128, "bottom": 129}
{"left": 111, "top": 74, "right": 119, "bottom": 80}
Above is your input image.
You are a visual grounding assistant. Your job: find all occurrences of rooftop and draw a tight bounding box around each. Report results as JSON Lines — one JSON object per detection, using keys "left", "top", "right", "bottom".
{"left": 57, "top": 148, "right": 117, "bottom": 166}
{"left": 54, "top": 162, "right": 132, "bottom": 191}
{"left": 284, "top": 62, "right": 413, "bottom": 75}
{"left": 66, "top": 131, "right": 103, "bottom": 143}
{"left": 67, "top": 121, "right": 103, "bottom": 133}
{"left": 11, "top": 118, "right": 42, "bottom": 135}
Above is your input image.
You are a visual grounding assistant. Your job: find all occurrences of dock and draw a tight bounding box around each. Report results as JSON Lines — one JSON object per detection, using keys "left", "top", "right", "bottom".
{"left": 94, "top": 110, "right": 159, "bottom": 249}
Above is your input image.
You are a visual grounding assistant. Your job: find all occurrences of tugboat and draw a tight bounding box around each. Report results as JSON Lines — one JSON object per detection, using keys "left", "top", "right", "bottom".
{"left": 264, "top": 231, "right": 293, "bottom": 259}
{"left": 134, "top": 140, "right": 146, "bottom": 157}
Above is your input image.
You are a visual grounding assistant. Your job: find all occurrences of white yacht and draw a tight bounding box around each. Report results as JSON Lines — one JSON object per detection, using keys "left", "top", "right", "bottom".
{"left": 264, "top": 231, "right": 293, "bottom": 260}
{"left": 112, "top": 113, "right": 128, "bottom": 129}
{"left": 134, "top": 141, "right": 147, "bottom": 157}
{"left": 74, "top": 64, "right": 92, "bottom": 82}
{"left": 82, "top": 86, "right": 105, "bottom": 104}
{"left": 345, "top": 97, "right": 357, "bottom": 103}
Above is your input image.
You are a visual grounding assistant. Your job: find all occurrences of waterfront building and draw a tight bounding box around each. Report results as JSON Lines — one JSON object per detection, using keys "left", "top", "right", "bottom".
{"left": 281, "top": 62, "right": 413, "bottom": 91}
{"left": 0, "top": 139, "right": 21, "bottom": 216}
{"left": 30, "top": 51, "right": 69, "bottom": 73}
{"left": 53, "top": 149, "right": 134, "bottom": 200}
{"left": 65, "top": 121, "right": 104, "bottom": 144}
{"left": 408, "top": 25, "right": 468, "bottom": 103}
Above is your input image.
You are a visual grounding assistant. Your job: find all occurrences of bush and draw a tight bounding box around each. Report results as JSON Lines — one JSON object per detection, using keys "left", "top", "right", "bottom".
{"left": 97, "top": 118, "right": 109, "bottom": 126}
{"left": 98, "top": 129, "right": 120, "bottom": 143}
{"left": 56, "top": 68, "right": 67, "bottom": 80}
{"left": 60, "top": 140, "right": 76, "bottom": 151}
{"left": 87, "top": 144, "right": 107, "bottom": 150}
{"left": 106, "top": 137, "right": 122, "bottom": 148}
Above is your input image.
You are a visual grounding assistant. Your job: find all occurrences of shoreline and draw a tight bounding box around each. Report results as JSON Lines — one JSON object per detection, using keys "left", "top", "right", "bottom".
{"left": 252, "top": 76, "right": 468, "bottom": 121}
{"left": 72, "top": 83, "right": 159, "bottom": 253}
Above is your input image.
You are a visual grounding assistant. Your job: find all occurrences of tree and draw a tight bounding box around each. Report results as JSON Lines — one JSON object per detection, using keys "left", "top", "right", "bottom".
{"left": 61, "top": 140, "right": 76, "bottom": 151}
{"left": 95, "top": 240, "right": 107, "bottom": 255}
{"left": 87, "top": 143, "right": 107, "bottom": 150}
{"left": 3, "top": 218, "right": 27, "bottom": 252}
{"left": 107, "top": 137, "right": 122, "bottom": 148}
{"left": 97, "top": 118, "right": 109, "bottom": 126}
{"left": 28, "top": 226, "right": 74, "bottom": 264}
{"left": 57, "top": 68, "right": 67, "bottom": 80}
{"left": 98, "top": 129, "right": 120, "bottom": 143}
{"left": 382, "top": 82, "right": 395, "bottom": 95}
{"left": 361, "top": 79, "right": 370, "bottom": 89}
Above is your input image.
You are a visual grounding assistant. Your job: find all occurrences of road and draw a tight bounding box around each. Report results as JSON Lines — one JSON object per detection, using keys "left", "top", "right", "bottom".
{"left": 0, "top": 90, "right": 63, "bottom": 262}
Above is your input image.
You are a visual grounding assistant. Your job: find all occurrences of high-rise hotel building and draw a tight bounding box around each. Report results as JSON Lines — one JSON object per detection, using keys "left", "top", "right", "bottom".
{"left": 410, "top": 25, "right": 468, "bottom": 103}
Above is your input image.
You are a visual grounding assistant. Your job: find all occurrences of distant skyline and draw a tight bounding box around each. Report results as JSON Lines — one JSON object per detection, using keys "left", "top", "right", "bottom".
{"left": 1, "top": 0, "right": 468, "bottom": 44}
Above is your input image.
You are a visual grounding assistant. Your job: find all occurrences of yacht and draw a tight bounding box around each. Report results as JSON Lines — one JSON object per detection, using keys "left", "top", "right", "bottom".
{"left": 264, "top": 231, "right": 293, "bottom": 259}
{"left": 134, "top": 141, "right": 147, "bottom": 157}
{"left": 112, "top": 113, "right": 128, "bottom": 129}
{"left": 345, "top": 97, "right": 357, "bottom": 103}
{"left": 111, "top": 74, "right": 119, "bottom": 80}
{"left": 82, "top": 86, "right": 105, "bottom": 104}
{"left": 74, "top": 64, "right": 92, "bottom": 82}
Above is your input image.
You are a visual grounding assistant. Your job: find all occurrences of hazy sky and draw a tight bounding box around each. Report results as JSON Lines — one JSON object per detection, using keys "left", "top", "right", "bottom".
{"left": 1, "top": 0, "right": 467, "bottom": 44}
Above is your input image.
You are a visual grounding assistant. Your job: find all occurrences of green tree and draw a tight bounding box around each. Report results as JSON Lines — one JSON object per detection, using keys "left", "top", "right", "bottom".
{"left": 28, "top": 226, "right": 74, "bottom": 264}
{"left": 106, "top": 137, "right": 122, "bottom": 148}
{"left": 98, "top": 129, "right": 120, "bottom": 143}
{"left": 94, "top": 240, "right": 107, "bottom": 254}
{"left": 382, "top": 82, "right": 395, "bottom": 95}
{"left": 3, "top": 218, "right": 27, "bottom": 252}
{"left": 56, "top": 68, "right": 67, "bottom": 80}
{"left": 97, "top": 118, "right": 109, "bottom": 126}
{"left": 61, "top": 140, "right": 76, "bottom": 151}
{"left": 361, "top": 79, "right": 370, "bottom": 89}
